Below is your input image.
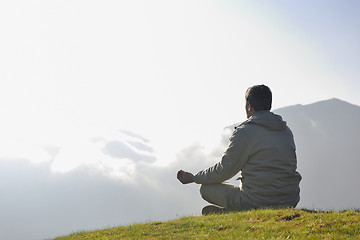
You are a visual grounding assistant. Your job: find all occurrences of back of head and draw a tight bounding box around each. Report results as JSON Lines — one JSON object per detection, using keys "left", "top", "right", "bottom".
{"left": 245, "top": 84, "right": 272, "bottom": 111}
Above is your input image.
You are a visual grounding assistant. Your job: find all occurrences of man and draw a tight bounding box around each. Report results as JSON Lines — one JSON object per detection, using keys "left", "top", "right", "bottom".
{"left": 177, "top": 84, "right": 302, "bottom": 215}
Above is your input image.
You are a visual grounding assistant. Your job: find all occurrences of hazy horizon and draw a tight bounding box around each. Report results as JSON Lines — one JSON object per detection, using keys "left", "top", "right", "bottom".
{"left": 1, "top": 98, "right": 360, "bottom": 240}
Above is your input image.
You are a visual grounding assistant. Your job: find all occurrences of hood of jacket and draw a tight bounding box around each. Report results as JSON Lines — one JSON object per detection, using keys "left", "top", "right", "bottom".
{"left": 245, "top": 110, "right": 287, "bottom": 131}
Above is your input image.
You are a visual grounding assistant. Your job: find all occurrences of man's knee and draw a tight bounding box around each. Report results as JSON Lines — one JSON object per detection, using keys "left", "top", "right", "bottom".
{"left": 199, "top": 184, "right": 210, "bottom": 199}
{"left": 199, "top": 184, "right": 222, "bottom": 203}
{"left": 199, "top": 183, "right": 240, "bottom": 210}
{"left": 199, "top": 183, "right": 229, "bottom": 208}
{"left": 199, "top": 184, "right": 205, "bottom": 197}
{"left": 199, "top": 184, "right": 212, "bottom": 204}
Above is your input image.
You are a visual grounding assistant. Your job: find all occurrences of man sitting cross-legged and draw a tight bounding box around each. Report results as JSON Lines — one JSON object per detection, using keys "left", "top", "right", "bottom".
{"left": 177, "top": 84, "right": 302, "bottom": 215}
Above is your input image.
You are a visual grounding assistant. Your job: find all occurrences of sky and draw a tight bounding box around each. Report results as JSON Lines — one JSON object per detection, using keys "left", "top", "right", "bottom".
{"left": 1, "top": 0, "right": 359, "bottom": 169}
{"left": 0, "top": 1, "right": 359, "bottom": 239}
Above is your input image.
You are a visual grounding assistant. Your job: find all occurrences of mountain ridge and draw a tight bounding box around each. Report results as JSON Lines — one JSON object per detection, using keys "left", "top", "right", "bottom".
{"left": 273, "top": 98, "right": 360, "bottom": 210}
{"left": 275, "top": 98, "right": 360, "bottom": 111}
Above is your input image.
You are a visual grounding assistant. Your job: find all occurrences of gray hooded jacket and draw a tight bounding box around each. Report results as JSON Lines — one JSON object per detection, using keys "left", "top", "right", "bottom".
{"left": 194, "top": 111, "right": 302, "bottom": 209}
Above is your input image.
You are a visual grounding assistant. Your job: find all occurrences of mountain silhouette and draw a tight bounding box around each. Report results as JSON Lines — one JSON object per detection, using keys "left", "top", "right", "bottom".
{"left": 274, "top": 98, "right": 360, "bottom": 210}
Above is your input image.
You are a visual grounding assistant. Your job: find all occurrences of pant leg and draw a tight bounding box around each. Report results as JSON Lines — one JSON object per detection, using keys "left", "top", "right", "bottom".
{"left": 199, "top": 183, "right": 244, "bottom": 210}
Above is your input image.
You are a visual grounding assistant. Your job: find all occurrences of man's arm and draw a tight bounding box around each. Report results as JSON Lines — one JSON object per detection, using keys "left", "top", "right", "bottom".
{"left": 193, "top": 127, "right": 249, "bottom": 184}
{"left": 177, "top": 127, "right": 249, "bottom": 185}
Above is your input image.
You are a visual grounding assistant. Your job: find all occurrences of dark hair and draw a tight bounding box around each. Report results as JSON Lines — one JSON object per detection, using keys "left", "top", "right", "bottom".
{"left": 245, "top": 84, "right": 272, "bottom": 111}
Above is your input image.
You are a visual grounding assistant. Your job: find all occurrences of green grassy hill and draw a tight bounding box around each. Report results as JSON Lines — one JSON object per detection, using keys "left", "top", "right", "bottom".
{"left": 54, "top": 208, "right": 360, "bottom": 239}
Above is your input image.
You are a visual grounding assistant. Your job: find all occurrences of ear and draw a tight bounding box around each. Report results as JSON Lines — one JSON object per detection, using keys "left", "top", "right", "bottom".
{"left": 247, "top": 103, "right": 252, "bottom": 112}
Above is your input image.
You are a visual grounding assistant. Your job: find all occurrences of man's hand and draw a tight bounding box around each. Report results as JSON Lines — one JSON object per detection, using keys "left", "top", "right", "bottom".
{"left": 177, "top": 170, "right": 195, "bottom": 184}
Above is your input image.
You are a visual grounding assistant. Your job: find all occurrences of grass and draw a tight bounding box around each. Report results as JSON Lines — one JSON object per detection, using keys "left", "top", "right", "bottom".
{"left": 53, "top": 208, "right": 360, "bottom": 239}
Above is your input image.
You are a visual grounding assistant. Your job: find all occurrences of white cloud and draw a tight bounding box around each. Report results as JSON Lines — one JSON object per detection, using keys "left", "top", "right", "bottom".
{"left": 0, "top": 138, "right": 51, "bottom": 164}
{"left": 0, "top": 133, "right": 222, "bottom": 240}
{"left": 49, "top": 130, "right": 157, "bottom": 181}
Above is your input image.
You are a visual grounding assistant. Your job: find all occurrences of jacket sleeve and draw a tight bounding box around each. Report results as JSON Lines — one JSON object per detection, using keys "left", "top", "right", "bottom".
{"left": 193, "top": 127, "right": 249, "bottom": 184}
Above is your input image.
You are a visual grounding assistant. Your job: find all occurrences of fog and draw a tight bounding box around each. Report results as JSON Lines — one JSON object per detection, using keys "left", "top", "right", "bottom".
{"left": 1, "top": 98, "right": 359, "bottom": 240}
